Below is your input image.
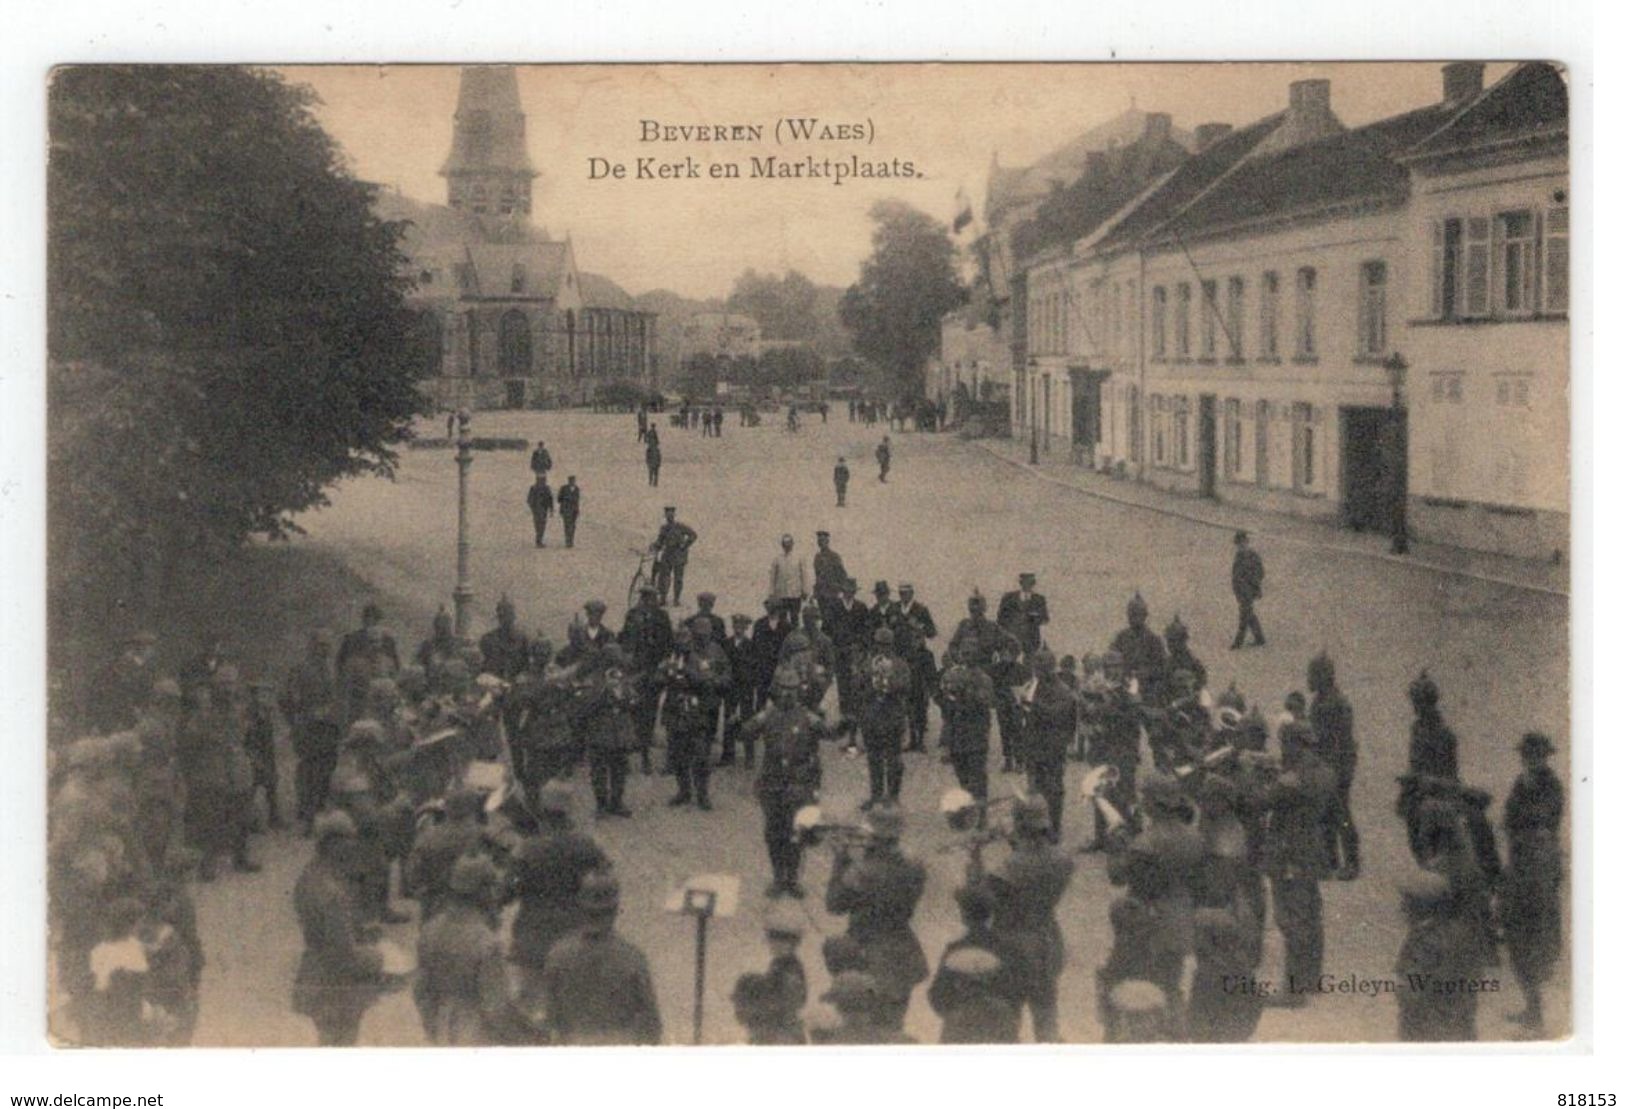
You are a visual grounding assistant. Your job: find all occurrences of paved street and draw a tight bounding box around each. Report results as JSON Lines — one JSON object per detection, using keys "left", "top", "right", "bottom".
{"left": 187, "top": 410, "right": 1568, "bottom": 1046}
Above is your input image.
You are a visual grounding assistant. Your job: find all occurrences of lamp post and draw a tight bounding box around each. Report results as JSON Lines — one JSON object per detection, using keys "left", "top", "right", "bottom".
{"left": 1027, "top": 359, "right": 1040, "bottom": 465}
{"left": 453, "top": 408, "right": 475, "bottom": 639}
{"left": 1383, "top": 352, "right": 1410, "bottom": 555}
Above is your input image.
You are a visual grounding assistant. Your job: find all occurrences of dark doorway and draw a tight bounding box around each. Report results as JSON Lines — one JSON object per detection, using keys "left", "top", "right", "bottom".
{"left": 1198, "top": 394, "right": 1218, "bottom": 499}
{"left": 1341, "top": 405, "right": 1404, "bottom": 533}
{"left": 504, "top": 380, "right": 527, "bottom": 409}
{"left": 1071, "top": 369, "right": 1104, "bottom": 467}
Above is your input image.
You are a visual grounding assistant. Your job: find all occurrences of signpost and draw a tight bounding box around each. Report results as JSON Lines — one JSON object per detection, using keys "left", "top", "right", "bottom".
{"left": 664, "top": 874, "right": 740, "bottom": 1045}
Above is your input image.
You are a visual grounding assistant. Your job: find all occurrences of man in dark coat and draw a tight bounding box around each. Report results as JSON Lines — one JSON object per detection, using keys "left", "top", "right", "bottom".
{"left": 875, "top": 435, "right": 892, "bottom": 482}
{"left": 1021, "top": 649, "right": 1077, "bottom": 842}
{"left": 1109, "top": 592, "right": 1169, "bottom": 707}
{"left": 292, "top": 811, "right": 387, "bottom": 1045}
{"left": 526, "top": 475, "right": 554, "bottom": 548}
{"left": 950, "top": 591, "right": 1026, "bottom": 773}
{"left": 1399, "top": 670, "right": 1460, "bottom": 858}
{"left": 574, "top": 646, "right": 639, "bottom": 817}
{"left": 750, "top": 602, "right": 795, "bottom": 711}
{"left": 556, "top": 475, "right": 582, "bottom": 548}
{"left": 718, "top": 614, "right": 757, "bottom": 767}
{"left": 414, "top": 853, "right": 530, "bottom": 1045}
{"left": 856, "top": 627, "right": 912, "bottom": 806}
{"left": 812, "top": 531, "right": 850, "bottom": 605}
{"left": 1230, "top": 530, "right": 1266, "bottom": 649}
{"left": 281, "top": 630, "right": 341, "bottom": 833}
{"left": 745, "top": 666, "right": 827, "bottom": 898}
{"left": 833, "top": 456, "right": 851, "bottom": 507}
{"left": 405, "top": 786, "right": 488, "bottom": 922}
{"left": 927, "top": 885, "right": 1022, "bottom": 1044}
{"left": 645, "top": 436, "right": 662, "bottom": 487}
{"left": 658, "top": 623, "right": 730, "bottom": 810}
{"left": 1308, "top": 651, "right": 1360, "bottom": 880}
{"left": 620, "top": 585, "right": 674, "bottom": 766}
{"left": 529, "top": 439, "right": 553, "bottom": 478}
{"left": 1163, "top": 616, "right": 1207, "bottom": 693}
{"left": 996, "top": 572, "right": 1049, "bottom": 657}
{"left": 335, "top": 604, "right": 400, "bottom": 729}
{"left": 977, "top": 798, "right": 1074, "bottom": 1041}
{"left": 510, "top": 781, "right": 610, "bottom": 1009}
{"left": 650, "top": 506, "right": 697, "bottom": 606}
{"left": 821, "top": 578, "right": 869, "bottom": 723}
{"left": 540, "top": 871, "right": 663, "bottom": 1045}
{"left": 1262, "top": 722, "right": 1338, "bottom": 1004}
{"left": 895, "top": 583, "right": 938, "bottom": 751}
{"left": 935, "top": 645, "right": 994, "bottom": 804}
{"left": 479, "top": 596, "right": 531, "bottom": 683}
{"left": 1501, "top": 731, "right": 1564, "bottom": 1036}
{"left": 823, "top": 804, "right": 927, "bottom": 1032}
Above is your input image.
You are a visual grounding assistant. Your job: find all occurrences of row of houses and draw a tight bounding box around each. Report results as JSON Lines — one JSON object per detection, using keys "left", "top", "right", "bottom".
{"left": 951, "top": 63, "right": 1568, "bottom": 562}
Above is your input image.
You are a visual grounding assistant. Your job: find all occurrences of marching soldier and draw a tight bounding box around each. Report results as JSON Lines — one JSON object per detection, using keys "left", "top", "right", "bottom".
{"left": 1394, "top": 867, "right": 1482, "bottom": 1041}
{"left": 573, "top": 646, "right": 639, "bottom": 818}
{"left": 1307, "top": 652, "right": 1360, "bottom": 880}
{"left": 821, "top": 577, "right": 869, "bottom": 723}
{"left": 1021, "top": 649, "right": 1077, "bottom": 842}
{"left": 996, "top": 572, "right": 1049, "bottom": 657}
{"left": 620, "top": 584, "right": 674, "bottom": 773}
{"left": 539, "top": 871, "right": 664, "bottom": 1045}
{"left": 935, "top": 644, "right": 994, "bottom": 804}
{"left": 718, "top": 614, "right": 757, "bottom": 768}
{"left": 927, "top": 886, "right": 1022, "bottom": 1043}
{"left": 1163, "top": 616, "right": 1207, "bottom": 693}
{"left": 557, "top": 475, "right": 582, "bottom": 548}
{"left": 650, "top": 506, "right": 697, "bottom": 607}
{"left": 414, "top": 607, "right": 461, "bottom": 689}
{"left": 509, "top": 781, "right": 610, "bottom": 1010}
{"left": 292, "top": 811, "right": 388, "bottom": 1046}
{"left": 414, "top": 854, "right": 530, "bottom": 1045}
{"left": 1261, "top": 722, "right": 1339, "bottom": 1006}
{"left": 1501, "top": 731, "right": 1563, "bottom": 1036}
{"left": 744, "top": 665, "right": 827, "bottom": 899}
{"left": 658, "top": 623, "right": 730, "bottom": 810}
{"left": 856, "top": 626, "right": 912, "bottom": 807}
{"left": 823, "top": 804, "right": 927, "bottom": 1033}
{"left": 895, "top": 583, "right": 938, "bottom": 752}
{"left": 976, "top": 797, "right": 1074, "bottom": 1042}
{"left": 949, "top": 591, "right": 1026, "bottom": 774}
{"left": 1110, "top": 592, "right": 1169, "bottom": 707}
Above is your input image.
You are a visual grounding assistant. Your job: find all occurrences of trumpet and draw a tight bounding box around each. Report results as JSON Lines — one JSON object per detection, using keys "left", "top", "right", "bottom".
{"left": 792, "top": 805, "right": 876, "bottom": 850}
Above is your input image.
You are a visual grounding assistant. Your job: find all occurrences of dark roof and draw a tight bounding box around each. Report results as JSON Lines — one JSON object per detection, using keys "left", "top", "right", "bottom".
{"left": 1090, "top": 113, "right": 1283, "bottom": 256}
{"left": 1152, "top": 100, "right": 1459, "bottom": 243}
{"left": 1403, "top": 62, "right": 1567, "bottom": 161}
{"left": 1011, "top": 136, "right": 1190, "bottom": 259}
{"left": 578, "top": 272, "right": 637, "bottom": 311}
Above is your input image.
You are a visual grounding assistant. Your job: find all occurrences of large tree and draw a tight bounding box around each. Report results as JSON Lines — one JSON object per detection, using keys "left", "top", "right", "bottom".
{"left": 48, "top": 66, "right": 429, "bottom": 626}
{"left": 838, "top": 201, "right": 965, "bottom": 398}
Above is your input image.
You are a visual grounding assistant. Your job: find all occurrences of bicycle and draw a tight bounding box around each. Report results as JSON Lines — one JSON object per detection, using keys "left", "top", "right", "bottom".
{"left": 626, "top": 546, "right": 657, "bottom": 610}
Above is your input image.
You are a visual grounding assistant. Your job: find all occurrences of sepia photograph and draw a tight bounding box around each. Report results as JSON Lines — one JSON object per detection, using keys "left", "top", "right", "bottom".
{"left": 37, "top": 56, "right": 1575, "bottom": 1052}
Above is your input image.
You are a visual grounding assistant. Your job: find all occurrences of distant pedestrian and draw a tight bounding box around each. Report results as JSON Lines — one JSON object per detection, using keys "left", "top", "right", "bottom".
{"left": 645, "top": 438, "right": 662, "bottom": 487}
{"left": 557, "top": 476, "right": 582, "bottom": 548}
{"left": 876, "top": 436, "right": 892, "bottom": 483}
{"left": 713, "top": 406, "right": 724, "bottom": 438}
{"left": 446, "top": 411, "right": 455, "bottom": 438}
{"left": 527, "top": 475, "right": 554, "bottom": 548}
{"left": 636, "top": 406, "right": 649, "bottom": 443}
{"left": 530, "top": 440, "right": 553, "bottom": 479}
{"left": 1230, "top": 531, "right": 1266, "bottom": 649}
{"left": 834, "top": 457, "right": 850, "bottom": 507}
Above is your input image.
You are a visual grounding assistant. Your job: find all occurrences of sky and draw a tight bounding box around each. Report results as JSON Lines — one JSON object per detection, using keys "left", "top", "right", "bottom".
{"left": 280, "top": 62, "right": 1515, "bottom": 300}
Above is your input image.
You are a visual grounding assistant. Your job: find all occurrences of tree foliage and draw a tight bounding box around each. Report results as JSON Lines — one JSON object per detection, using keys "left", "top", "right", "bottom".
{"left": 838, "top": 201, "right": 966, "bottom": 398}
{"left": 48, "top": 66, "right": 429, "bottom": 623}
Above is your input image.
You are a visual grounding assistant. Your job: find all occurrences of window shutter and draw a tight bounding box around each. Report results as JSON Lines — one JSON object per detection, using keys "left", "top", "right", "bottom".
{"left": 1429, "top": 221, "right": 1444, "bottom": 318}
{"left": 1545, "top": 206, "right": 1569, "bottom": 313}
{"left": 1466, "top": 217, "right": 1490, "bottom": 316}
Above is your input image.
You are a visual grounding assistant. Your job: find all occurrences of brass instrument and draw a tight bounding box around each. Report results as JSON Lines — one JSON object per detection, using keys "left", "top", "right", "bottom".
{"left": 792, "top": 804, "right": 876, "bottom": 850}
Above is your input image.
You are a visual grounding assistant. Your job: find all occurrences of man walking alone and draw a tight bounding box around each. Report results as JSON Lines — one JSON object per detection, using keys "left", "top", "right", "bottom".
{"left": 528, "top": 475, "right": 554, "bottom": 548}
{"left": 1230, "top": 531, "right": 1266, "bottom": 649}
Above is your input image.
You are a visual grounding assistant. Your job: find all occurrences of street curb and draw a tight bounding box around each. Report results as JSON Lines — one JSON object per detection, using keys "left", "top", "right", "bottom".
{"left": 972, "top": 442, "right": 1569, "bottom": 600}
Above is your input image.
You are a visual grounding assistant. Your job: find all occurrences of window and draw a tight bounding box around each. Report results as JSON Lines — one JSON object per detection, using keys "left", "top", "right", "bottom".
{"left": 1260, "top": 272, "right": 1279, "bottom": 359}
{"left": 1465, "top": 217, "right": 1491, "bottom": 315}
{"left": 1175, "top": 283, "right": 1192, "bottom": 358}
{"left": 1431, "top": 218, "right": 1462, "bottom": 319}
{"left": 1152, "top": 395, "right": 1167, "bottom": 465}
{"left": 1174, "top": 397, "right": 1190, "bottom": 468}
{"left": 465, "top": 310, "right": 482, "bottom": 375}
{"left": 1357, "top": 261, "right": 1388, "bottom": 357}
{"left": 413, "top": 311, "right": 444, "bottom": 376}
{"left": 1496, "top": 209, "right": 1537, "bottom": 314}
{"left": 1255, "top": 400, "right": 1270, "bottom": 487}
{"left": 470, "top": 182, "right": 489, "bottom": 213}
{"left": 1291, "top": 402, "right": 1317, "bottom": 491}
{"left": 1294, "top": 267, "right": 1317, "bottom": 358}
{"left": 1225, "top": 277, "right": 1244, "bottom": 360}
{"left": 500, "top": 185, "right": 518, "bottom": 215}
{"left": 1545, "top": 206, "right": 1569, "bottom": 313}
{"left": 1430, "top": 372, "right": 1464, "bottom": 404}
{"left": 1151, "top": 287, "right": 1168, "bottom": 359}
{"left": 1128, "top": 386, "right": 1142, "bottom": 462}
{"left": 499, "top": 309, "right": 531, "bottom": 374}
{"left": 1200, "top": 280, "right": 1218, "bottom": 359}
{"left": 1495, "top": 375, "right": 1532, "bottom": 408}
{"left": 1223, "top": 398, "right": 1243, "bottom": 478}
{"left": 511, "top": 264, "right": 527, "bottom": 294}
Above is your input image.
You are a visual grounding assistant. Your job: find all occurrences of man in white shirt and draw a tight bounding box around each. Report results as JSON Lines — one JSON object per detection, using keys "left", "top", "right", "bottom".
{"left": 767, "top": 534, "right": 809, "bottom": 621}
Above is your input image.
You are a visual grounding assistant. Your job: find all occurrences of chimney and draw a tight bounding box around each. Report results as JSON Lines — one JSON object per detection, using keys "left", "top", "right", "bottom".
{"left": 1253, "top": 77, "right": 1344, "bottom": 154}
{"left": 1442, "top": 61, "right": 1485, "bottom": 103}
{"left": 1194, "top": 122, "right": 1233, "bottom": 151}
{"left": 1085, "top": 151, "right": 1107, "bottom": 177}
{"left": 1142, "top": 111, "right": 1173, "bottom": 146}
{"left": 1289, "top": 79, "right": 1331, "bottom": 116}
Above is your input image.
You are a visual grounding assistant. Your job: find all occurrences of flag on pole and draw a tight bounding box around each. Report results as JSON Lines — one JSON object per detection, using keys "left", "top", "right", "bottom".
{"left": 952, "top": 186, "right": 973, "bottom": 234}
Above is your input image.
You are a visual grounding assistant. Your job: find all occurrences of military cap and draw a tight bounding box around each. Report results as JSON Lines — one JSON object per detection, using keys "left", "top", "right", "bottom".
{"left": 764, "top": 902, "right": 806, "bottom": 939}
{"left": 448, "top": 853, "right": 502, "bottom": 898}
{"left": 816, "top": 529, "right": 830, "bottom": 538}
{"left": 1030, "top": 648, "right": 1056, "bottom": 674}
{"left": 1109, "top": 979, "right": 1167, "bottom": 1015}
{"left": 639, "top": 583, "right": 660, "bottom": 597}
{"left": 943, "top": 947, "right": 1002, "bottom": 979}
{"left": 967, "top": 590, "right": 987, "bottom": 608}
{"left": 872, "top": 580, "right": 890, "bottom": 595}
{"left": 862, "top": 802, "right": 904, "bottom": 841}
{"left": 1216, "top": 682, "right": 1247, "bottom": 712}
{"left": 822, "top": 970, "right": 880, "bottom": 1008}
{"left": 1012, "top": 796, "right": 1052, "bottom": 835}
{"left": 1126, "top": 592, "right": 1149, "bottom": 619}
{"left": 584, "top": 599, "right": 608, "bottom": 616}
{"left": 898, "top": 582, "right": 914, "bottom": 592}
{"left": 313, "top": 809, "right": 359, "bottom": 843}
{"left": 496, "top": 594, "right": 517, "bottom": 616}
{"left": 696, "top": 591, "right": 717, "bottom": 605}
{"left": 1164, "top": 615, "right": 1189, "bottom": 642}
{"left": 1408, "top": 669, "right": 1440, "bottom": 707}
{"left": 840, "top": 578, "right": 858, "bottom": 594}
{"left": 578, "top": 870, "right": 620, "bottom": 912}
{"left": 1520, "top": 731, "right": 1556, "bottom": 757}
{"left": 663, "top": 505, "right": 677, "bottom": 513}
{"left": 772, "top": 665, "right": 803, "bottom": 691}
{"left": 444, "top": 786, "right": 485, "bottom": 820}
{"left": 731, "top": 613, "right": 753, "bottom": 628}
{"left": 872, "top": 626, "right": 895, "bottom": 646}
{"left": 537, "top": 779, "right": 576, "bottom": 814}
{"left": 783, "top": 630, "right": 811, "bottom": 653}
{"left": 1018, "top": 571, "right": 1037, "bottom": 583}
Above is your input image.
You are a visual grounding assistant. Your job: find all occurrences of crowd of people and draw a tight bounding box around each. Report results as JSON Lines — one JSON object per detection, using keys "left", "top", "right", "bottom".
{"left": 49, "top": 502, "right": 1566, "bottom": 1046}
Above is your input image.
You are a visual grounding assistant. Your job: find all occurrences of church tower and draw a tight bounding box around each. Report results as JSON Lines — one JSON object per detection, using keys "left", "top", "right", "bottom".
{"left": 440, "top": 65, "right": 537, "bottom": 217}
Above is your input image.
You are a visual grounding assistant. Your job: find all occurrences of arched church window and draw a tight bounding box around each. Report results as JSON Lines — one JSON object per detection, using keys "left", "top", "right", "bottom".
{"left": 499, "top": 310, "right": 531, "bottom": 375}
